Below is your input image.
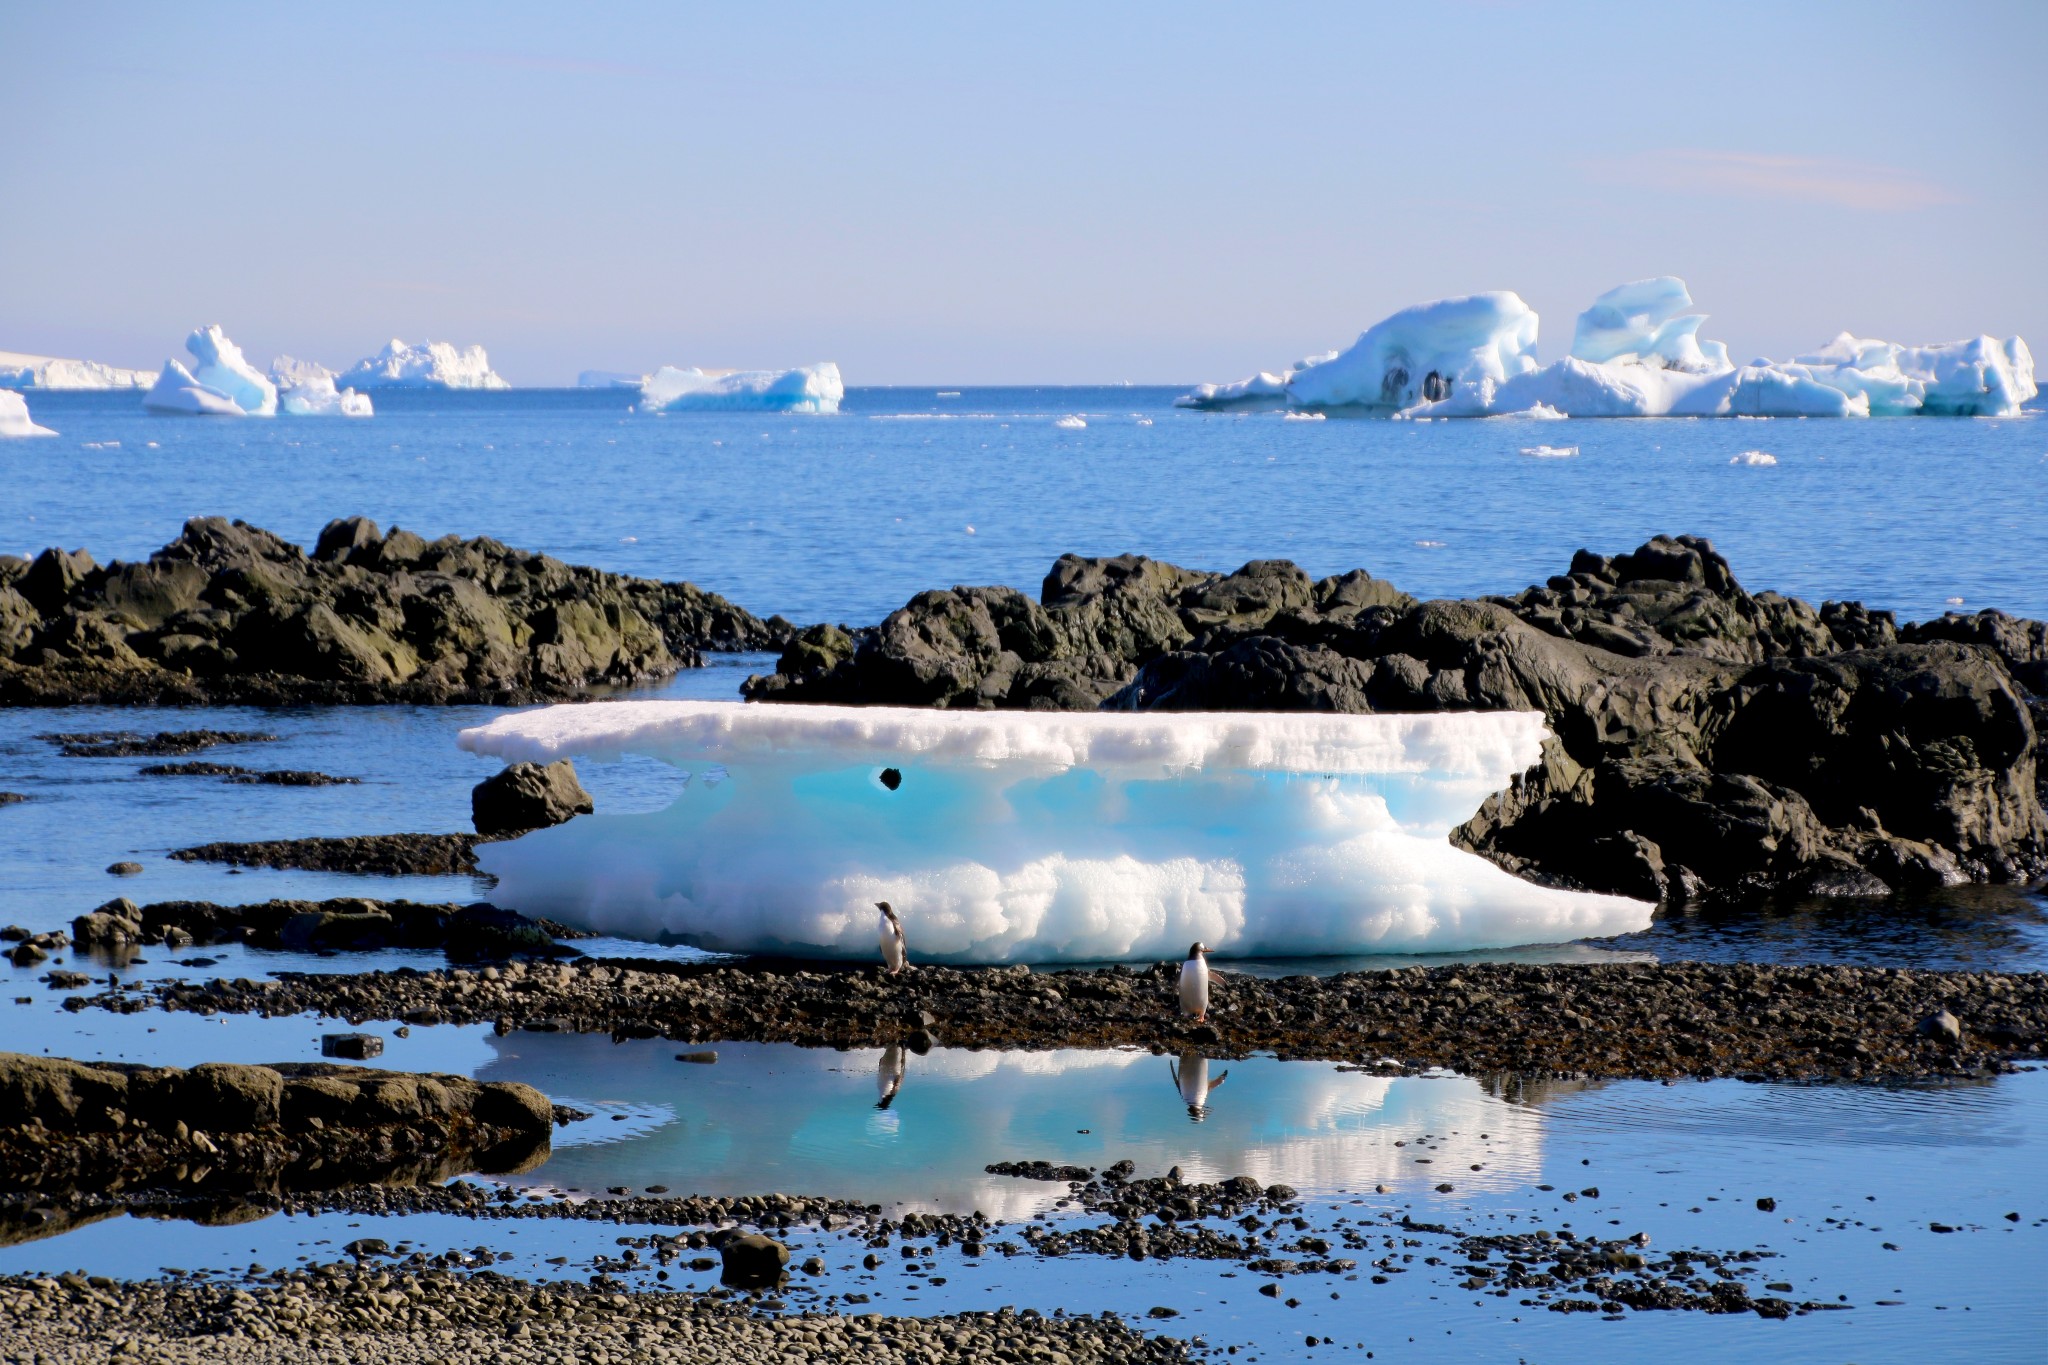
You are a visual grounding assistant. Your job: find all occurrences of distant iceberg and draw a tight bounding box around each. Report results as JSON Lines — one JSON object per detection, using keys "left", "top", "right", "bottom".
{"left": 578, "top": 369, "right": 647, "bottom": 389}
{"left": 266, "top": 355, "right": 372, "bottom": 417}
{"left": 639, "top": 362, "right": 844, "bottom": 414}
{"left": 1180, "top": 276, "right": 2036, "bottom": 419}
{"left": 0, "top": 391, "right": 56, "bottom": 438}
{"left": 460, "top": 701, "right": 1651, "bottom": 963}
{"left": 143, "top": 325, "right": 278, "bottom": 417}
{"left": 338, "top": 339, "right": 509, "bottom": 390}
{"left": 280, "top": 374, "right": 373, "bottom": 417}
{"left": 0, "top": 350, "right": 155, "bottom": 391}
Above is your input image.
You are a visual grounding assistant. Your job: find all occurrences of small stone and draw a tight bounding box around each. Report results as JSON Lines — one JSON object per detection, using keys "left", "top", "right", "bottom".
{"left": 673, "top": 1050, "right": 719, "bottom": 1064}
{"left": 1756, "top": 1197, "right": 1777, "bottom": 1212}
{"left": 1917, "top": 1009, "right": 1962, "bottom": 1046}
{"left": 106, "top": 862, "right": 143, "bottom": 876}
{"left": 321, "top": 1032, "right": 384, "bottom": 1060}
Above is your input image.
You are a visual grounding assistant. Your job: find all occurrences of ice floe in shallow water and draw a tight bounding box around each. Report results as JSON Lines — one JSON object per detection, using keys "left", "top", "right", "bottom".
{"left": 0, "top": 350, "right": 155, "bottom": 390}
{"left": 1519, "top": 444, "right": 1577, "bottom": 458}
{"left": 143, "top": 325, "right": 278, "bottom": 416}
{"left": 1181, "top": 275, "right": 2035, "bottom": 419}
{"left": 1054, "top": 414, "right": 1087, "bottom": 429}
{"left": 339, "top": 339, "right": 508, "bottom": 390}
{"left": 1731, "top": 450, "right": 1778, "bottom": 466}
{"left": 459, "top": 701, "right": 1652, "bottom": 963}
{"left": 0, "top": 391, "right": 56, "bottom": 437}
{"left": 639, "top": 363, "right": 843, "bottom": 414}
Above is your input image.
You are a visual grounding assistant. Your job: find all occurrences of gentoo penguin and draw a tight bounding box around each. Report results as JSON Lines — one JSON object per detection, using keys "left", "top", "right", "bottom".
{"left": 876, "top": 901, "right": 907, "bottom": 976}
{"left": 876, "top": 1043, "right": 906, "bottom": 1110}
{"left": 1169, "top": 1050, "right": 1228, "bottom": 1121}
{"left": 1178, "top": 941, "right": 1211, "bottom": 1022}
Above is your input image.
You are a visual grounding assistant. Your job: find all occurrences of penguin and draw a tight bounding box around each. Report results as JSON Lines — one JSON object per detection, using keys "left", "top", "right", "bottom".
{"left": 876, "top": 1043, "right": 906, "bottom": 1110}
{"left": 1178, "top": 941, "right": 1211, "bottom": 1022}
{"left": 876, "top": 901, "right": 907, "bottom": 976}
{"left": 1169, "top": 1050, "right": 1228, "bottom": 1121}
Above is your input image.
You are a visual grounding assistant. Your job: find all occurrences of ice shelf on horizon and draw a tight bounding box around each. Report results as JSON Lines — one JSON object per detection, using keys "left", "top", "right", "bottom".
{"left": 0, "top": 350, "right": 156, "bottom": 391}
{"left": 1178, "top": 276, "right": 2036, "bottom": 418}
{"left": 637, "top": 362, "right": 844, "bottom": 414}
{"left": 458, "top": 700, "right": 1652, "bottom": 963}
{"left": 337, "top": 339, "right": 509, "bottom": 390}
{"left": 0, "top": 391, "right": 57, "bottom": 438}
{"left": 142, "top": 325, "right": 278, "bottom": 417}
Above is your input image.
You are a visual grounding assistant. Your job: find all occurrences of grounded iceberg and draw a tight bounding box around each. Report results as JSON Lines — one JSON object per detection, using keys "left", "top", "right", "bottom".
{"left": 0, "top": 350, "right": 155, "bottom": 390}
{"left": 639, "top": 362, "right": 844, "bottom": 414}
{"left": 459, "top": 701, "right": 1651, "bottom": 963}
{"left": 1180, "top": 276, "right": 2036, "bottom": 419}
{"left": 142, "top": 325, "right": 278, "bottom": 416}
{"left": 0, "top": 391, "right": 57, "bottom": 438}
{"left": 338, "top": 339, "right": 509, "bottom": 390}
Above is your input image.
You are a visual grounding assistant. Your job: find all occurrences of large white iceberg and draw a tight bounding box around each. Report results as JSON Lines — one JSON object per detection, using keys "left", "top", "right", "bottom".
{"left": 459, "top": 701, "right": 1651, "bottom": 963}
{"left": 0, "top": 391, "right": 56, "bottom": 438}
{"left": 1180, "top": 275, "right": 2035, "bottom": 419}
{"left": 0, "top": 350, "right": 155, "bottom": 390}
{"left": 338, "top": 339, "right": 509, "bottom": 390}
{"left": 142, "top": 325, "right": 278, "bottom": 417}
{"left": 638, "top": 362, "right": 844, "bottom": 414}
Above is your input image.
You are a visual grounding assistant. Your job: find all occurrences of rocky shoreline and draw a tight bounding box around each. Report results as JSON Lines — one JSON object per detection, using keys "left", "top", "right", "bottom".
{"left": 0, "top": 516, "right": 789, "bottom": 705}
{"left": 55, "top": 895, "right": 582, "bottom": 958}
{"left": 65, "top": 955, "right": 2048, "bottom": 1083}
{"left": 743, "top": 536, "right": 2048, "bottom": 904}
{"left": 0, "top": 1267, "right": 1194, "bottom": 1364}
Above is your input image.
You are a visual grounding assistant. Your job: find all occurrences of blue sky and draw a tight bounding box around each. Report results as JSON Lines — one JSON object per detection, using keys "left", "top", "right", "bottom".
{"left": 3, "top": 1, "right": 2041, "bottom": 385}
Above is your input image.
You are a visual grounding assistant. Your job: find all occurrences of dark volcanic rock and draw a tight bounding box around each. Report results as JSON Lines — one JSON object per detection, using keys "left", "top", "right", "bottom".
{"left": 170, "top": 833, "right": 487, "bottom": 876}
{"left": 471, "top": 759, "right": 594, "bottom": 835}
{"left": 748, "top": 535, "right": 2048, "bottom": 901}
{"left": 42, "top": 729, "right": 278, "bottom": 758}
{"left": 57, "top": 896, "right": 580, "bottom": 959}
{"left": 141, "top": 760, "right": 360, "bottom": 786}
{"left": 0, "top": 1051, "right": 556, "bottom": 1194}
{"left": 0, "top": 516, "right": 790, "bottom": 706}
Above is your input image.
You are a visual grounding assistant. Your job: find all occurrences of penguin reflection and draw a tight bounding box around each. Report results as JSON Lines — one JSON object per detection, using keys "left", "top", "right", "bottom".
{"left": 1168, "top": 1051, "right": 1228, "bottom": 1122}
{"left": 875, "top": 1043, "right": 906, "bottom": 1110}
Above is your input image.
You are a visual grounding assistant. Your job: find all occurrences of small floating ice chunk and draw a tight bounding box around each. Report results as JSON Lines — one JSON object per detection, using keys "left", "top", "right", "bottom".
{"left": 0, "top": 391, "right": 56, "bottom": 437}
{"left": 1281, "top": 411, "right": 1325, "bottom": 422}
{"left": 1054, "top": 415, "right": 1087, "bottom": 429}
{"left": 1945, "top": 596, "right": 1965, "bottom": 606}
{"left": 279, "top": 374, "right": 374, "bottom": 417}
{"left": 1730, "top": 450, "right": 1778, "bottom": 466}
{"left": 460, "top": 701, "right": 1653, "bottom": 963}
{"left": 1518, "top": 444, "right": 1578, "bottom": 458}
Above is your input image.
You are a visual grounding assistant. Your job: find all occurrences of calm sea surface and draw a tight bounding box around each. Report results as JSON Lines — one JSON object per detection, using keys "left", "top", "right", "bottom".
{"left": 9, "top": 388, "right": 2045, "bottom": 627}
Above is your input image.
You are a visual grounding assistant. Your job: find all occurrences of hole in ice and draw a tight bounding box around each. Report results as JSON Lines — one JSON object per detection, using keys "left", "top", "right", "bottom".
{"left": 878, "top": 768, "right": 903, "bottom": 792}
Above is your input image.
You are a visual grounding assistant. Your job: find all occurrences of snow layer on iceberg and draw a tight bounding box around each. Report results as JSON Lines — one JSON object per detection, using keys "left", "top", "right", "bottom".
{"left": 143, "top": 326, "right": 278, "bottom": 416}
{"left": 1182, "top": 276, "right": 2035, "bottom": 419}
{"left": 639, "top": 362, "right": 844, "bottom": 414}
{"left": 0, "top": 351, "right": 155, "bottom": 390}
{"left": 0, "top": 391, "right": 56, "bottom": 437}
{"left": 459, "top": 701, "right": 1651, "bottom": 963}
{"left": 338, "top": 339, "right": 509, "bottom": 390}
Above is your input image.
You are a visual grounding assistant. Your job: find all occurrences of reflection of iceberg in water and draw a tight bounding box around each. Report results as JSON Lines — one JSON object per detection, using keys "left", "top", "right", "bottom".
{"left": 476, "top": 1034, "right": 1560, "bottom": 1216}
{"left": 461, "top": 701, "right": 1651, "bottom": 962}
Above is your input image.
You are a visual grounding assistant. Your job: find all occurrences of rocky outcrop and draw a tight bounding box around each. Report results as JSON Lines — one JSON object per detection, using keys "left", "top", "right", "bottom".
{"left": 169, "top": 834, "right": 488, "bottom": 876}
{"left": 0, "top": 516, "right": 791, "bottom": 705}
{"left": 63, "top": 896, "right": 580, "bottom": 959}
{"left": 0, "top": 1052, "right": 557, "bottom": 1193}
{"left": 744, "top": 537, "right": 2047, "bottom": 902}
{"left": 471, "top": 759, "right": 593, "bottom": 836}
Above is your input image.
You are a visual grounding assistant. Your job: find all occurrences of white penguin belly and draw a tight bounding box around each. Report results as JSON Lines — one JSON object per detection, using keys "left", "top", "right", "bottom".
{"left": 1179, "top": 958, "right": 1209, "bottom": 1015}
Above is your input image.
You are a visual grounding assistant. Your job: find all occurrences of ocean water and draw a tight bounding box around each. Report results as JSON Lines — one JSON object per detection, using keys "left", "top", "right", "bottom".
{"left": 7, "top": 388, "right": 2045, "bottom": 627}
